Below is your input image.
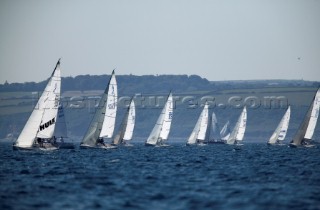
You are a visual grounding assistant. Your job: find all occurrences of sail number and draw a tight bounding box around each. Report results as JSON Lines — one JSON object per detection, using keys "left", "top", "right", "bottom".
{"left": 169, "top": 112, "right": 173, "bottom": 119}
{"left": 108, "top": 103, "right": 116, "bottom": 109}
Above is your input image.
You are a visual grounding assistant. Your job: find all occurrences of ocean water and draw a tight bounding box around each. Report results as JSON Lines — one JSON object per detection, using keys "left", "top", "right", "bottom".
{"left": 1, "top": 140, "right": 320, "bottom": 210}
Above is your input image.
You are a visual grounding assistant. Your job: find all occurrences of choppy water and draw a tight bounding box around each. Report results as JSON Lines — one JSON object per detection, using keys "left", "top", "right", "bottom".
{"left": 1, "top": 140, "right": 320, "bottom": 210}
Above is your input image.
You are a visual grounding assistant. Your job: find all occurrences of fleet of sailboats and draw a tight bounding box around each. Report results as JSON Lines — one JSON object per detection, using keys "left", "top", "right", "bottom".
{"left": 145, "top": 92, "right": 173, "bottom": 147}
{"left": 267, "top": 106, "right": 291, "bottom": 145}
{"left": 290, "top": 88, "right": 320, "bottom": 148}
{"left": 13, "top": 59, "right": 61, "bottom": 150}
{"left": 10, "top": 60, "right": 320, "bottom": 150}
{"left": 80, "top": 70, "right": 117, "bottom": 149}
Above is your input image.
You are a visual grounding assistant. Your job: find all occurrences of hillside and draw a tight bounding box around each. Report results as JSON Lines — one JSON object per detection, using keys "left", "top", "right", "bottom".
{"left": 0, "top": 74, "right": 319, "bottom": 142}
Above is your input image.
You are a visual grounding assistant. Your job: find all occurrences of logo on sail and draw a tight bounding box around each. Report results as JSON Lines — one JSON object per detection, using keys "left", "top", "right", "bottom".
{"left": 39, "top": 118, "right": 55, "bottom": 131}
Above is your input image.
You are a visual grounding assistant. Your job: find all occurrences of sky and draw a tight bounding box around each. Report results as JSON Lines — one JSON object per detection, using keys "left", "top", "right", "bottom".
{"left": 0, "top": 0, "right": 320, "bottom": 83}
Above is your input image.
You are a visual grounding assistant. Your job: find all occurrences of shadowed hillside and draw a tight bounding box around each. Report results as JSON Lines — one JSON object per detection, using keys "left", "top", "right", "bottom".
{"left": 0, "top": 75, "right": 319, "bottom": 142}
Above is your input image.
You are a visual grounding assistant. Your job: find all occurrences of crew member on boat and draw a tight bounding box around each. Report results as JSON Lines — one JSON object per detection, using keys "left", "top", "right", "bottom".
{"left": 97, "top": 138, "right": 106, "bottom": 146}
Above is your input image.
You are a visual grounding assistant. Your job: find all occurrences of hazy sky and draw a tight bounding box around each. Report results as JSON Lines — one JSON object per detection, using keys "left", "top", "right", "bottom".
{"left": 1, "top": 0, "right": 320, "bottom": 83}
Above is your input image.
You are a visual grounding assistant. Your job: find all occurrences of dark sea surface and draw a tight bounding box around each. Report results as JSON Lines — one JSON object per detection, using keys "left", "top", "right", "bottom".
{"left": 1, "top": 140, "right": 320, "bottom": 210}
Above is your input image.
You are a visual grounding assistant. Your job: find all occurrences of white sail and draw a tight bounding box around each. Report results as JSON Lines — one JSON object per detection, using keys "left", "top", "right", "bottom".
{"left": 123, "top": 100, "right": 136, "bottom": 141}
{"left": 14, "top": 60, "right": 61, "bottom": 148}
{"left": 146, "top": 92, "right": 173, "bottom": 145}
{"left": 227, "top": 106, "right": 247, "bottom": 145}
{"left": 291, "top": 88, "right": 320, "bottom": 146}
{"left": 99, "top": 72, "right": 117, "bottom": 138}
{"left": 112, "top": 99, "right": 136, "bottom": 145}
{"left": 159, "top": 93, "right": 173, "bottom": 140}
{"left": 54, "top": 104, "right": 68, "bottom": 138}
{"left": 220, "top": 121, "right": 230, "bottom": 141}
{"left": 211, "top": 112, "right": 219, "bottom": 138}
{"left": 304, "top": 89, "right": 320, "bottom": 139}
{"left": 268, "top": 106, "right": 291, "bottom": 144}
{"left": 187, "top": 103, "right": 209, "bottom": 144}
{"left": 81, "top": 70, "right": 116, "bottom": 147}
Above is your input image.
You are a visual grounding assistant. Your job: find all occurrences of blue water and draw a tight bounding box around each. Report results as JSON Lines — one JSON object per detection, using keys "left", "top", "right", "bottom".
{"left": 1, "top": 141, "right": 320, "bottom": 210}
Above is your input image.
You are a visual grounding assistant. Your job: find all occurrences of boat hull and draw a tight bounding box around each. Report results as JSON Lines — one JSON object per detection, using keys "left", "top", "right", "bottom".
{"left": 13, "top": 143, "right": 58, "bottom": 151}
{"left": 145, "top": 142, "right": 156, "bottom": 147}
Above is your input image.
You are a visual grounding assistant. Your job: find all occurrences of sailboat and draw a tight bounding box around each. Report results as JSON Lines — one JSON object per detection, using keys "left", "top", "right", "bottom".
{"left": 186, "top": 102, "right": 209, "bottom": 146}
{"left": 112, "top": 99, "right": 135, "bottom": 146}
{"left": 220, "top": 121, "right": 231, "bottom": 142}
{"left": 290, "top": 88, "right": 320, "bottom": 148}
{"left": 52, "top": 104, "right": 75, "bottom": 149}
{"left": 267, "top": 106, "right": 291, "bottom": 145}
{"left": 13, "top": 59, "right": 61, "bottom": 150}
{"left": 226, "top": 106, "right": 247, "bottom": 145}
{"left": 145, "top": 92, "right": 173, "bottom": 147}
{"left": 80, "top": 70, "right": 117, "bottom": 149}
{"left": 205, "top": 112, "right": 228, "bottom": 144}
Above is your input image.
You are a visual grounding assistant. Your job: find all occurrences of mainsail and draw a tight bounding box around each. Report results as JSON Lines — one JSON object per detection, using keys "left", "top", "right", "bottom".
{"left": 145, "top": 92, "right": 173, "bottom": 146}
{"left": 291, "top": 88, "right": 320, "bottom": 146}
{"left": 100, "top": 71, "right": 117, "bottom": 138}
{"left": 81, "top": 70, "right": 117, "bottom": 147}
{"left": 187, "top": 103, "right": 209, "bottom": 145}
{"left": 227, "top": 106, "right": 247, "bottom": 145}
{"left": 268, "top": 106, "right": 291, "bottom": 144}
{"left": 54, "top": 104, "right": 68, "bottom": 138}
{"left": 113, "top": 99, "right": 135, "bottom": 145}
{"left": 210, "top": 111, "right": 220, "bottom": 140}
{"left": 220, "top": 121, "right": 231, "bottom": 141}
{"left": 14, "top": 59, "right": 61, "bottom": 149}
